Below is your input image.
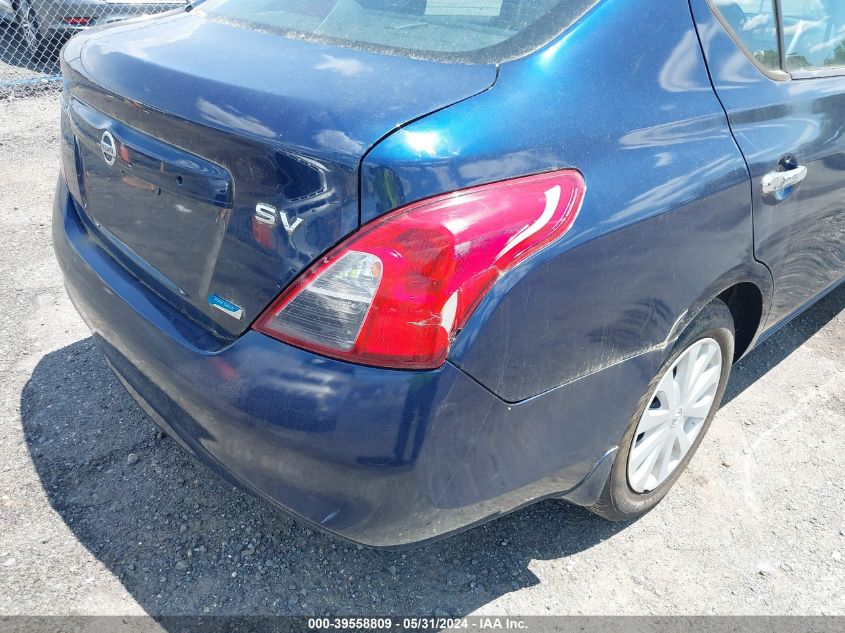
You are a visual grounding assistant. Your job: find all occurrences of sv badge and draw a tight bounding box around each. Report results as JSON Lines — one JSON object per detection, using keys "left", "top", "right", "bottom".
{"left": 254, "top": 203, "right": 303, "bottom": 236}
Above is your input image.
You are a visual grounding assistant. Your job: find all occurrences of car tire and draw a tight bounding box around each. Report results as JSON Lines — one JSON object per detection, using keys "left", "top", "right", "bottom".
{"left": 588, "top": 298, "right": 735, "bottom": 522}
{"left": 14, "top": 0, "right": 46, "bottom": 61}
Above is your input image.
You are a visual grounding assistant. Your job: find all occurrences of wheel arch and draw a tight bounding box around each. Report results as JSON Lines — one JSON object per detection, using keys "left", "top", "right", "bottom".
{"left": 665, "top": 261, "right": 774, "bottom": 364}
{"left": 718, "top": 282, "right": 765, "bottom": 361}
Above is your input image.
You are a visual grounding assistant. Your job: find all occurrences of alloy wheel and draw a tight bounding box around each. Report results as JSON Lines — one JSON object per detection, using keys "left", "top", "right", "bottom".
{"left": 627, "top": 338, "right": 723, "bottom": 493}
{"left": 17, "top": 0, "right": 41, "bottom": 53}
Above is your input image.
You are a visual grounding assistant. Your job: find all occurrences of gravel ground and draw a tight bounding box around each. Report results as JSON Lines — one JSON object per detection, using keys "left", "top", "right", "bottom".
{"left": 0, "top": 93, "right": 843, "bottom": 617}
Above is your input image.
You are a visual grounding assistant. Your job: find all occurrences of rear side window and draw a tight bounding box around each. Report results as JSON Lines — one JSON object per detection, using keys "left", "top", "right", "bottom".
{"left": 711, "top": 0, "right": 845, "bottom": 76}
{"left": 781, "top": 0, "right": 845, "bottom": 71}
{"left": 201, "top": 0, "right": 599, "bottom": 63}
{"left": 711, "top": 0, "right": 780, "bottom": 71}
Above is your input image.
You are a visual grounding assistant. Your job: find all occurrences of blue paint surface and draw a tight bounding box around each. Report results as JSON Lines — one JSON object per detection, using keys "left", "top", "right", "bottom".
{"left": 53, "top": 0, "right": 844, "bottom": 545}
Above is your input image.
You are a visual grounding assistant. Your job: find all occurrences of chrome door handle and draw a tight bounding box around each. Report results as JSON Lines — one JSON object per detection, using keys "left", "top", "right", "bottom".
{"left": 761, "top": 165, "right": 808, "bottom": 194}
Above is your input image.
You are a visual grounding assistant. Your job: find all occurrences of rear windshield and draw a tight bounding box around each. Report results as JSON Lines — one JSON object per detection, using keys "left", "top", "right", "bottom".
{"left": 201, "top": 0, "right": 599, "bottom": 63}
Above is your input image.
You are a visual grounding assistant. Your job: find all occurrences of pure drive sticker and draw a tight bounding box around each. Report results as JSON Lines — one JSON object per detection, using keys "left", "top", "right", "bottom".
{"left": 208, "top": 294, "right": 244, "bottom": 320}
{"left": 425, "top": 0, "right": 503, "bottom": 17}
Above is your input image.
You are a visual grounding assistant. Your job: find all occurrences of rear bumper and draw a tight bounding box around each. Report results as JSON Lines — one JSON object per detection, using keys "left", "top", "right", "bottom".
{"left": 53, "top": 179, "right": 661, "bottom": 546}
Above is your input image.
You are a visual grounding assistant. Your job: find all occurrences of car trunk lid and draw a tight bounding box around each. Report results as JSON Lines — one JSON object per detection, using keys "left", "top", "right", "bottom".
{"left": 60, "top": 11, "right": 496, "bottom": 338}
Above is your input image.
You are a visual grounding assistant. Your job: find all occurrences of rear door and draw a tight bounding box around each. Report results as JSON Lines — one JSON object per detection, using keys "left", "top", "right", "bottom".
{"left": 691, "top": 0, "right": 845, "bottom": 325}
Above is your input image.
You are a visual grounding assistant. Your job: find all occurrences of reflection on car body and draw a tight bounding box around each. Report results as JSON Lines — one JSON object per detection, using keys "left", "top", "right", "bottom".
{"left": 52, "top": 0, "right": 844, "bottom": 546}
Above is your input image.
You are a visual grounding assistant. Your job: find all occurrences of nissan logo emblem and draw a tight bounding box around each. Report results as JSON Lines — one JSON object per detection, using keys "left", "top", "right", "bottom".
{"left": 100, "top": 130, "right": 117, "bottom": 166}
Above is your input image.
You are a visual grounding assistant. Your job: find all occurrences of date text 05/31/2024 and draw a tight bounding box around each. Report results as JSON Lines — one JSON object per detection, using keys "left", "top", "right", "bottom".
{"left": 307, "top": 617, "right": 530, "bottom": 630}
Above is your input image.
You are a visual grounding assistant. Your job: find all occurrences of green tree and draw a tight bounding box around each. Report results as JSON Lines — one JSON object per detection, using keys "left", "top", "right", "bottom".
{"left": 823, "top": 40, "right": 845, "bottom": 68}
{"left": 754, "top": 49, "right": 780, "bottom": 70}
{"left": 786, "top": 53, "right": 812, "bottom": 71}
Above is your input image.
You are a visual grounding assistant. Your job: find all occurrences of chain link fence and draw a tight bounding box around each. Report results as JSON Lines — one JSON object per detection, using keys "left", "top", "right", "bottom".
{"left": 1, "top": 0, "right": 185, "bottom": 98}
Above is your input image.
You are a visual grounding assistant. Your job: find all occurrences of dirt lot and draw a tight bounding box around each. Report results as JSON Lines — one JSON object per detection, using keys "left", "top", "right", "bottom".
{"left": 0, "top": 93, "right": 843, "bottom": 617}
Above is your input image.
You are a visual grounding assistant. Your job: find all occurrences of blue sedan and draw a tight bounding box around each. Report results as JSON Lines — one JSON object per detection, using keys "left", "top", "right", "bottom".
{"left": 53, "top": 0, "right": 844, "bottom": 546}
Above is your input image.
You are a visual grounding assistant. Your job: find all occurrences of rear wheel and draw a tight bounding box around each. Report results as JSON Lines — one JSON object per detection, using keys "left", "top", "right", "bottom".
{"left": 589, "top": 299, "right": 734, "bottom": 521}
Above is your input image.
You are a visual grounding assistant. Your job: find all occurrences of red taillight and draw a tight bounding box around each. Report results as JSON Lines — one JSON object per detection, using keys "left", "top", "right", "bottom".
{"left": 62, "top": 17, "right": 91, "bottom": 25}
{"left": 254, "top": 170, "right": 586, "bottom": 370}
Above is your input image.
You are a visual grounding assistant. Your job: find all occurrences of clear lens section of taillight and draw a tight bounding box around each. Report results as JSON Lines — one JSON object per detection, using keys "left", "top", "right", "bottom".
{"left": 255, "top": 170, "right": 585, "bottom": 370}
{"left": 267, "top": 251, "right": 383, "bottom": 351}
